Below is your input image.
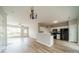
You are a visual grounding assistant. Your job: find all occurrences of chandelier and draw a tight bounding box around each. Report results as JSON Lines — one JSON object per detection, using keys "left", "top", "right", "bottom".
{"left": 30, "top": 7, "right": 37, "bottom": 19}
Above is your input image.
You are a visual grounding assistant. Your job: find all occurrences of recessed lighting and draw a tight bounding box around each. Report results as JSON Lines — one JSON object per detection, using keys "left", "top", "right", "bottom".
{"left": 53, "top": 21, "right": 58, "bottom": 23}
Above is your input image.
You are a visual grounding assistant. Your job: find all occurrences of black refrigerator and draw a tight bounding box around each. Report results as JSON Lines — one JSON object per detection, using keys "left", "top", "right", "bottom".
{"left": 60, "top": 28, "right": 69, "bottom": 41}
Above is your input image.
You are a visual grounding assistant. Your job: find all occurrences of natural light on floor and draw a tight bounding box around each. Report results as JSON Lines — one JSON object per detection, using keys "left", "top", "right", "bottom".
{"left": 5, "top": 25, "right": 29, "bottom": 52}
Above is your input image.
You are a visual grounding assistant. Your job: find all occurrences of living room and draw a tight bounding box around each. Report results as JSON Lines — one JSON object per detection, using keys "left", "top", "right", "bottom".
{"left": 0, "top": 6, "right": 79, "bottom": 53}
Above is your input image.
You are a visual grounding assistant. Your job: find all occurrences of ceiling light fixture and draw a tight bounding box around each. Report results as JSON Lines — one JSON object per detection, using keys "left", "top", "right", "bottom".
{"left": 30, "top": 6, "right": 37, "bottom": 19}
{"left": 53, "top": 21, "right": 58, "bottom": 23}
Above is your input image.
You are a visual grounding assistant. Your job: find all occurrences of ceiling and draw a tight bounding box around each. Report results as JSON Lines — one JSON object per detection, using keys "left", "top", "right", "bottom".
{"left": 3, "top": 6, "right": 79, "bottom": 25}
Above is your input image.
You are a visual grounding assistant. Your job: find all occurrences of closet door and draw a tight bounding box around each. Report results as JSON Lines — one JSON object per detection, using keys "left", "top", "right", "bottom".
{"left": 0, "top": 7, "right": 7, "bottom": 52}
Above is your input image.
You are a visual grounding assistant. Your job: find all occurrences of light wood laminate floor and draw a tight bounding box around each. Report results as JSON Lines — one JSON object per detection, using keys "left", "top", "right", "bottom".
{"left": 2, "top": 38, "right": 79, "bottom": 53}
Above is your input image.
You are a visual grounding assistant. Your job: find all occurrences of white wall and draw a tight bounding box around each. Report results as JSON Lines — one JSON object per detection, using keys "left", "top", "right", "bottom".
{"left": 69, "top": 19, "right": 78, "bottom": 42}
{"left": 0, "top": 7, "right": 7, "bottom": 51}
{"left": 28, "top": 20, "right": 39, "bottom": 39}
{"left": 40, "top": 27, "right": 50, "bottom": 34}
{"left": 51, "top": 26, "right": 68, "bottom": 31}
{"left": 78, "top": 17, "right": 79, "bottom": 44}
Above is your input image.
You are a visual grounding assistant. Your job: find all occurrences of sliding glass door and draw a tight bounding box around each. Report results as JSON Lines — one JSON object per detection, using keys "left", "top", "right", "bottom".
{"left": 7, "top": 24, "right": 29, "bottom": 46}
